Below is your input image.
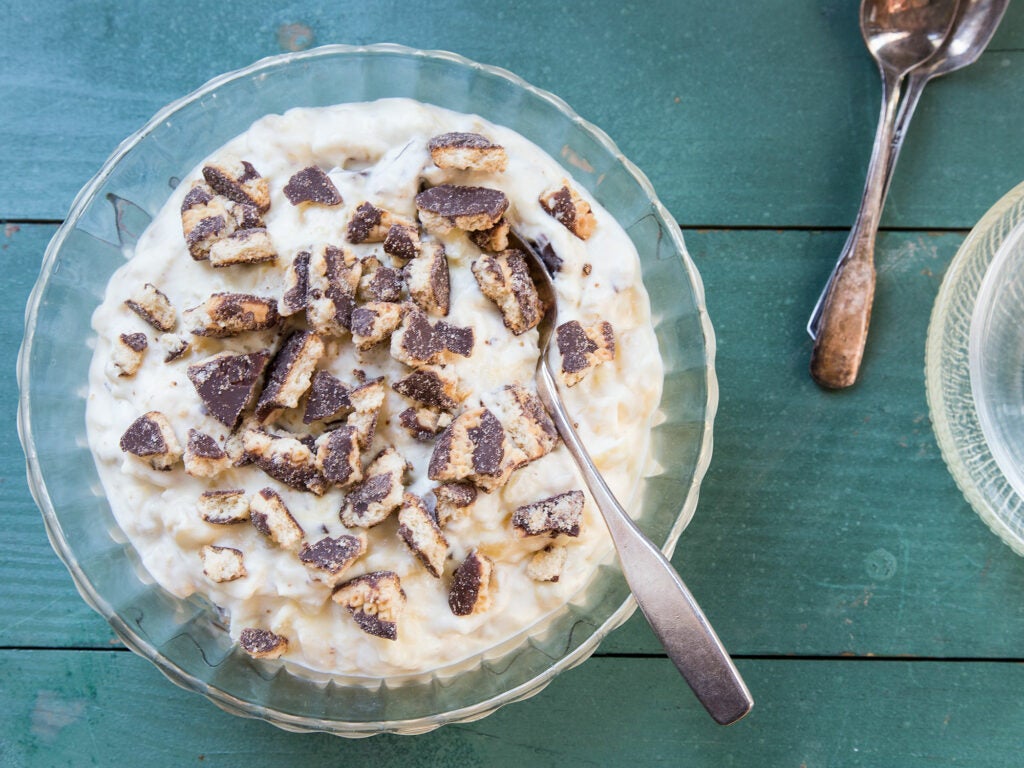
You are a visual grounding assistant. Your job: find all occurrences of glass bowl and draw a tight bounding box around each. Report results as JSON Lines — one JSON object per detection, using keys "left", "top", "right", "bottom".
{"left": 17, "top": 44, "right": 717, "bottom": 736}
{"left": 926, "top": 180, "right": 1024, "bottom": 555}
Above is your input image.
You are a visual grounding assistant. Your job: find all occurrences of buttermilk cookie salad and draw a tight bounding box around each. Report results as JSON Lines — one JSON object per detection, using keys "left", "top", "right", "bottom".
{"left": 86, "top": 99, "right": 663, "bottom": 678}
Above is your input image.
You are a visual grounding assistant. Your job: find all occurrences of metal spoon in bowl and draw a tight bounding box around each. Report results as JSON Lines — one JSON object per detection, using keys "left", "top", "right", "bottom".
{"left": 807, "top": 0, "right": 1009, "bottom": 346}
{"left": 809, "top": 0, "right": 960, "bottom": 389}
{"left": 514, "top": 233, "right": 754, "bottom": 726}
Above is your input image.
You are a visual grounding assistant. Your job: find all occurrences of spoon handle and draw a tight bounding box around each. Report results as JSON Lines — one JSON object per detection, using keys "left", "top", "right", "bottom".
{"left": 807, "top": 71, "right": 928, "bottom": 339}
{"left": 535, "top": 362, "right": 753, "bottom": 725}
{"left": 810, "top": 66, "right": 902, "bottom": 388}
{"left": 883, "top": 71, "right": 929, "bottom": 202}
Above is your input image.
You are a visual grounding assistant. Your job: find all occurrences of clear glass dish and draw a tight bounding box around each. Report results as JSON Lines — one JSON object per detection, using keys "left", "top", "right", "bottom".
{"left": 926, "top": 180, "right": 1024, "bottom": 555}
{"left": 17, "top": 44, "right": 718, "bottom": 736}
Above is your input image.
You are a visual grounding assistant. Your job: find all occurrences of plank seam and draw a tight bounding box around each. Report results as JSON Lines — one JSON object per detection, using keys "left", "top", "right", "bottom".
{"left": 0, "top": 647, "right": 1021, "bottom": 663}
{"left": 0, "top": 218, "right": 63, "bottom": 226}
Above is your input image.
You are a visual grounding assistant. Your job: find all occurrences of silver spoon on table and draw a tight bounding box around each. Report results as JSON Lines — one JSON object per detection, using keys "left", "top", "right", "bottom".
{"left": 515, "top": 235, "right": 753, "bottom": 726}
{"left": 807, "top": 0, "right": 1009, "bottom": 347}
{"left": 809, "top": 0, "right": 960, "bottom": 389}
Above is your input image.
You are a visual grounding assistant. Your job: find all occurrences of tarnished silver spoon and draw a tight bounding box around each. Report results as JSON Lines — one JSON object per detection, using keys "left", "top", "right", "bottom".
{"left": 809, "top": 0, "right": 959, "bottom": 389}
{"left": 807, "top": 0, "right": 1008, "bottom": 343}
{"left": 515, "top": 233, "right": 753, "bottom": 726}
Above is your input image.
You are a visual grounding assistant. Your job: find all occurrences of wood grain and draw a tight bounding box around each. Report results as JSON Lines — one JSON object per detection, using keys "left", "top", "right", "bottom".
{"left": 8, "top": 225, "right": 1024, "bottom": 658}
{"left": 2, "top": 650, "right": 1022, "bottom": 767}
{"left": 3, "top": 1, "right": 1024, "bottom": 227}
{"left": 7, "top": 4, "right": 1024, "bottom": 761}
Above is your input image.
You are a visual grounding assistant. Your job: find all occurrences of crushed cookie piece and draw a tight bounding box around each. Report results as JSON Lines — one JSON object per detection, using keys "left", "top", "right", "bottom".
{"left": 243, "top": 429, "right": 327, "bottom": 495}
{"left": 347, "top": 202, "right": 412, "bottom": 244}
{"left": 314, "top": 425, "right": 363, "bottom": 488}
{"left": 512, "top": 490, "right": 584, "bottom": 538}
{"left": 112, "top": 332, "right": 147, "bottom": 377}
{"left": 184, "top": 429, "right": 231, "bottom": 478}
{"left": 202, "top": 159, "right": 270, "bottom": 213}
{"left": 198, "top": 489, "right": 250, "bottom": 525}
{"left": 433, "top": 482, "right": 477, "bottom": 527}
{"left": 303, "top": 370, "right": 352, "bottom": 424}
{"left": 436, "top": 320, "right": 474, "bottom": 357}
{"left": 346, "top": 377, "right": 385, "bottom": 448}
{"left": 398, "top": 407, "right": 451, "bottom": 441}
{"left": 483, "top": 384, "right": 558, "bottom": 462}
{"left": 208, "top": 227, "right": 277, "bottom": 267}
{"left": 390, "top": 309, "right": 442, "bottom": 366}
{"left": 448, "top": 550, "right": 494, "bottom": 616}
{"left": 383, "top": 222, "right": 421, "bottom": 263}
{"left": 469, "top": 217, "right": 510, "bottom": 252}
{"left": 299, "top": 534, "right": 366, "bottom": 587}
{"left": 250, "top": 487, "right": 305, "bottom": 550}
{"left": 556, "top": 320, "right": 615, "bottom": 386}
{"left": 281, "top": 250, "right": 311, "bottom": 317}
{"left": 200, "top": 544, "right": 247, "bottom": 583}
{"left": 428, "top": 132, "right": 508, "bottom": 173}
{"left": 119, "top": 411, "right": 182, "bottom": 471}
{"left": 472, "top": 250, "right": 544, "bottom": 335}
{"left": 390, "top": 310, "right": 474, "bottom": 367}
{"left": 529, "top": 234, "right": 563, "bottom": 274}
{"left": 346, "top": 202, "right": 383, "bottom": 244}
{"left": 397, "top": 493, "right": 448, "bottom": 577}
{"left": 187, "top": 350, "right": 270, "bottom": 429}
{"left": 125, "top": 283, "right": 176, "bottom": 332}
{"left": 283, "top": 166, "right": 343, "bottom": 207}
{"left": 306, "top": 244, "right": 360, "bottom": 336}
{"left": 350, "top": 301, "right": 407, "bottom": 350}
{"left": 223, "top": 416, "right": 258, "bottom": 467}
{"left": 428, "top": 407, "right": 527, "bottom": 491}
{"left": 332, "top": 571, "right": 406, "bottom": 640}
{"left": 255, "top": 331, "right": 324, "bottom": 423}
{"left": 230, "top": 201, "right": 264, "bottom": 230}
{"left": 159, "top": 333, "right": 190, "bottom": 362}
{"left": 339, "top": 447, "right": 408, "bottom": 528}
{"left": 415, "top": 184, "right": 508, "bottom": 234}
{"left": 239, "top": 627, "right": 287, "bottom": 659}
{"left": 392, "top": 366, "right": 459, "bottom": 411}
{"left": 539, "top": 182, "right": 596, "bottom": 240}
{"left": 527, "top": 544, "right": 568, "bottom": 582}
{"left": 183, "top": 293, "right": 280, "bottom": 338}
{"left": 181, "top": 181, "right": 237, "bottom": 260}
{"left": 358, "top": 255, "right": 404, "bottom": 303}
{"left": 404, "top": 242, "right": 450, "bottom": 316}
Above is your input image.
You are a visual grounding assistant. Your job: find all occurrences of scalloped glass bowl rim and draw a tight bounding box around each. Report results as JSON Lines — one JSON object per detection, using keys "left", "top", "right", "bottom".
{"left": 970, "top": 209, "right": 1024, "bottom": 504}
{"left": 18, "top": 43, "right": 719, "bottom": 734}
{"left": 926, "top": 179, "right": 1024, "bottom": 556}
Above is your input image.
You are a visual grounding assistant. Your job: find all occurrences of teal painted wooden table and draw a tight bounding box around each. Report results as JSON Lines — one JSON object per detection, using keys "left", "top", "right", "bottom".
{"left": 5, "top": 2, "right": 1024, "bottom": 765}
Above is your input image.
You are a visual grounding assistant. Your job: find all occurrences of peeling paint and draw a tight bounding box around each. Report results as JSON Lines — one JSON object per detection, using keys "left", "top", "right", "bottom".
{"left": 30, "top": 690, "right": 86, "bottom": 742}
{"left": 277, "top": 23, "right": 314, "bottom": 52}
{"left": 865, "top": 547, "right": 897, "bottom": 581}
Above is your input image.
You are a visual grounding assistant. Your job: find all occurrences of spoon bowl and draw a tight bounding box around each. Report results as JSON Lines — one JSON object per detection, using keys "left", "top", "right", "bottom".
{"left": 862, "top": 0, "right": 959, "bottom": 69}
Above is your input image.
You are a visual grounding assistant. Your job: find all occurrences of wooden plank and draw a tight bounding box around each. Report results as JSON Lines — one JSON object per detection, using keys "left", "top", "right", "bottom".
{"left": 8, "top": 224, "right": 1024, "bottom": 659}
{"left": 0, "top": 223, "right": 118, "bottom": 649}
{"left": 606, "top": 227, "right": 1024, "bottom": 657}
{"left": 2, "top": 650, "right": 1023, "bottom": 766}
{"left": 3, "top": 0, "right": 1024, "bottom": 228}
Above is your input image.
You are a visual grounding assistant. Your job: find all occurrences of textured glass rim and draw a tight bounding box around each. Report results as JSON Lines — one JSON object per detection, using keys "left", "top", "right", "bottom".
{"left": 969, "top": 222, "right": 1024, "bottom": 501}
{"left": 925, "top": 179, "right": 1024, "bottom": 556}
{"left": 17, "top": 43, "right": 719, "bottom": 734}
